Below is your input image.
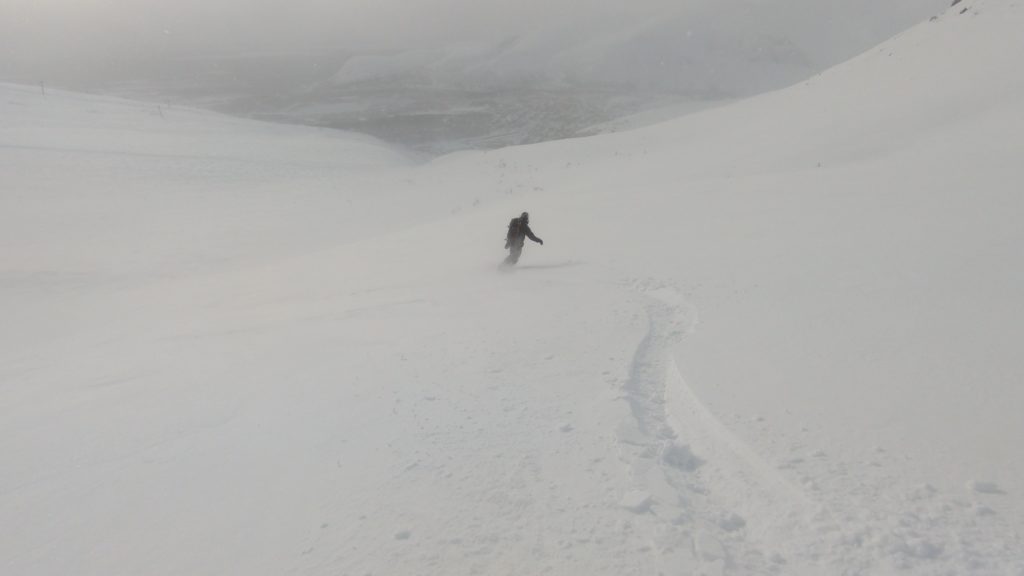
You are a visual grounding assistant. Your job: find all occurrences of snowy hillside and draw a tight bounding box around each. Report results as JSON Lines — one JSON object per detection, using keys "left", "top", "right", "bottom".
{"left": 303, "top": 0, "right": 950, "bottom": 152}
{"left": 0, "top": 84, "right": 426, "bottom": 281}
{"left": 3, "top": 2, "right": 1024, "bottom": 575}
{"left": 331, "top": 0, "right": 950, "bottom": 95}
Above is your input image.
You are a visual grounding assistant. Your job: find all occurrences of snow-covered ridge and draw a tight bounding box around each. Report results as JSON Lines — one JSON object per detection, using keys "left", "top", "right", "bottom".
{"left": 0, "top": 81, "right": 432, "bottom": 287}
{"left": 0, "top": 83, "right": 410, "bottom": 169}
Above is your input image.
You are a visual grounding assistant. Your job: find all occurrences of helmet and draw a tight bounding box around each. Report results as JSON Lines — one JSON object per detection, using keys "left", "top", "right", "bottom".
{"left": 520, "top": 211, "right": 529, "bottom": 222}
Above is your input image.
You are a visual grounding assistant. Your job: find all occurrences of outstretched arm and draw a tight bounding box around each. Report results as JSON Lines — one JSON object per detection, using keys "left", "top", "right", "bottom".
{"left": 524, "top": 225, "right": 544, "bottom": 245}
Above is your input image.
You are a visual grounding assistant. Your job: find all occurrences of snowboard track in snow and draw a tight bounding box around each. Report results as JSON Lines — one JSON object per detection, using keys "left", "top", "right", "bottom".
{"left": 617, "top": 278, "right": 1023, "bottom": 575}
{"left": 617, "top": 279, "right": 788, "bottom": 575}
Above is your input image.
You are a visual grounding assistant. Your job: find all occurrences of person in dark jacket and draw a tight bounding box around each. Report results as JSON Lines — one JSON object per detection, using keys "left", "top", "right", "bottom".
{"left": 504, "top": 211, "right": 543, "bottom": 265}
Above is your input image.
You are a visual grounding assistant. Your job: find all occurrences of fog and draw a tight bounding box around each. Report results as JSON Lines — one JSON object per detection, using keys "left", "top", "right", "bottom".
{"left": 3, "top": 0, "right": 678, "bottom": 62}
{"left": 1, "top": 0, "right": 949, "bottom": 152}
{"left": 1, "top": 0, "right": 946, "bottom": 75}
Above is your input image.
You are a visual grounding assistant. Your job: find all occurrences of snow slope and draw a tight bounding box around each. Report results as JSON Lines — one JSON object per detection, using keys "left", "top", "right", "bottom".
{"left": 3, "top": 1, "right": 1023, "bottom": 575}
{"left": 0, "top": 84, "right": 433, "bottom": 282}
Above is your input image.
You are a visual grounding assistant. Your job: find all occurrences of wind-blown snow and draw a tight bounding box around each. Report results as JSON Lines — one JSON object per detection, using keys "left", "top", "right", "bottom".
{"left": 2, "top": 2, "right": 1023, "bottom": 574}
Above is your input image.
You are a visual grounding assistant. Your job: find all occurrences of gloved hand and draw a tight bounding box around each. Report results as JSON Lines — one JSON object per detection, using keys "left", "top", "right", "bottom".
{"left": 539, "top": 239, "right": 544, "bottom": 245}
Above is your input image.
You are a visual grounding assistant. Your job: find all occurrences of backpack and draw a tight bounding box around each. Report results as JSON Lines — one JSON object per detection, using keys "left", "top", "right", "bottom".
{"left": 507, "top": 217, "right": 522, "bottom": 240}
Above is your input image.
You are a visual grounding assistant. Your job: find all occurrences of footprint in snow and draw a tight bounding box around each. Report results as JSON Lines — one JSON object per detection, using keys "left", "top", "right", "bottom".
{"left": 967, "top": 480, "right": 1005, "bottom": 495}
{"left": 620, "top": 491, "right": 653, "bottom": 514}
{"left": 661, "top": 442, "right": 703, "bottom": 472}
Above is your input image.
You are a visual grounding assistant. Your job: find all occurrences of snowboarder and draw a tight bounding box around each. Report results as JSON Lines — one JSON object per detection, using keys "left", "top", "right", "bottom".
{"left": 504, "top": 211, "right": 543, "bottom": 265}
